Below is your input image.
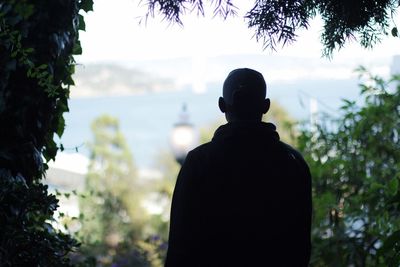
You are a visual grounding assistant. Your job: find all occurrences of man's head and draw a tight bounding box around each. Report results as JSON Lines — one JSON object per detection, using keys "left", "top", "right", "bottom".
{"left": 219, "top": 68, "right": 270, "bottom": 122}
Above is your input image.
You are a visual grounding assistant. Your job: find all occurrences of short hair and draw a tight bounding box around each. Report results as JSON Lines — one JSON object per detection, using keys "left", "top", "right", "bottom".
{"left": 222, "top": 68, "right": 267, "bottom": 117}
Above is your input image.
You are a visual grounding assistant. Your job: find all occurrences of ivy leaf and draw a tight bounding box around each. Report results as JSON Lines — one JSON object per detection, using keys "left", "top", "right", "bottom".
{"left": 14, "top": 3, "right": 34, "bottom": 19}
{"left": 78, "top": 14, "right": 85, "bottom": 31}
{"left": 79, "top": 0, "right": 94, "bottom": 13}
{"left": 43, "top": 139, "right": 58, "bottom": 162}
{"left": 388, "top": 178, "right": 399, "bottom": 197}
{"left": 378, "top": 230, "right": 400, "bottom": 255}
{"left": 72, "top": 40, "right": 82, "bottom": 55}
{"left": 64, "top": 75, "right": 75, "bottom": 86}
{"left": 56, "top": 116, "right": 65, "bottom": 138}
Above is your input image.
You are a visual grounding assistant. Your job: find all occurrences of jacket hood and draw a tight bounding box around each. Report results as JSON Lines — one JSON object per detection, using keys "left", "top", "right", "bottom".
{"left": 212, "top": 122, "right": 280, "bottom": 143}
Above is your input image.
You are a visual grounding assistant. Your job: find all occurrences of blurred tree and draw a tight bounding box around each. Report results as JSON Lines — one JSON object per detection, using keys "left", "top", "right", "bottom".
{"left": 146, "top": 152, "right": 181, "bottom": 265}
{"left": 79, "top": 114, "right": 148, "bottom": 265}
{"left": 298, "top": 68, "right": 400, "bottom": 266}
{"left": 144, "top": 0, "right": 400, "bottom": 56}
{"left": 155, "top": 151, "right": 180, "bottom": 197}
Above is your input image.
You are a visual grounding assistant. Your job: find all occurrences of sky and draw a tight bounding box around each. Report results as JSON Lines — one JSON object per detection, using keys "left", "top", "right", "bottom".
{"left": 76, "top": 0, "right": 400, "bottom": 73}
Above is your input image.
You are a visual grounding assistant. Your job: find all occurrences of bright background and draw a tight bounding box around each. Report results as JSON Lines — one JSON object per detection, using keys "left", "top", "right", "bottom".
{"left": 53, "top": 0, "right": 400, "bottom": 174}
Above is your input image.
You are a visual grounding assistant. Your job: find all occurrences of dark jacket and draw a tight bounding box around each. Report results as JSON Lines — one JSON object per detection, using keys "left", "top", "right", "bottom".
{"left": 165, "top": 122, "right": 312, "bottom": 267}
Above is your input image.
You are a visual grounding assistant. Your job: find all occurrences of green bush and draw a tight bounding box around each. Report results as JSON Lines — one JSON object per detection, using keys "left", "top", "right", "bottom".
{"left": 298, "top": 69, "right": 400, "bottom": 266}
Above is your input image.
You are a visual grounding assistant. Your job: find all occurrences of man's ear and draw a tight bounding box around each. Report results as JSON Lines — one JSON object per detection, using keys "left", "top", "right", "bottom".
{"left": 218, "top": 97, "right": 226, "bottom": 113}
{"left": 262, "top": 98, "right": 270, "bottom": 114}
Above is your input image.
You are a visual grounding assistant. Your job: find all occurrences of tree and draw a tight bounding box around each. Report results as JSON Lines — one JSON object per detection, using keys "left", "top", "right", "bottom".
{"left": 144, "top": 0, "right": 400, "bottom": 56}
{"left": 78, "top": 115, "right": 167, "bottom": 267}
{"left": 152, "top": 150, "right": 181, "bottom": 239}
{"left": 297, "top": 69, "right": 400, "bottom": 266}
{"left": 0, "top": 0, "right": 91, "bottom": 265}
{"left": 79, "top": 114, "right": 148, "bottom": 263}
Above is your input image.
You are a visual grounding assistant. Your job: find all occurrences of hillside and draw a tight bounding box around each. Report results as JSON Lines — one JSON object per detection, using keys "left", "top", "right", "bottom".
{"left": 71, "top": 64, "right": 175, "bottom": 97}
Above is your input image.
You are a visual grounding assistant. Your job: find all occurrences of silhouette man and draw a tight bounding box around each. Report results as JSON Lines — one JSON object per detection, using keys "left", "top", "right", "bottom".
{"left": 165, "top": 68, "right": 312, "bottom": 267}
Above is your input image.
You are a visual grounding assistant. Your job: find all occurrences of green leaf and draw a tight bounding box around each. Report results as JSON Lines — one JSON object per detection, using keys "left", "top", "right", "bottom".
{"left": 64, "top": 75, "right": 75, "bottom": 86}
{"left": 43, "top": 139, "right": 58, "bottom": 162}
{"left": 388, "top": 178, "right": 399, "bottom": 196}
{"left": 37, "top": 64, "right": 47, "bottom": 70}
{"left": 370, "top": 182, "right": 385, "bottom": 193}
{"left": 25, "top": 47, "right": 34, "bottom": 53}
{"left": 379, "top": 230, "right": 400, "bottom": 254}
{"left": 78, "top": 14, "right": 85, "bottom": 31}
{"left": 72, "top": 41, "right": 82, "bottom": 55}
{"left": 56, "top": 116, "right": 65, "bottom": 137}
{"left": 15, "top": 3, "right": 34, "bottom": 19}
{"left": 79, "top": 0, "right": 94, "bottom": 12}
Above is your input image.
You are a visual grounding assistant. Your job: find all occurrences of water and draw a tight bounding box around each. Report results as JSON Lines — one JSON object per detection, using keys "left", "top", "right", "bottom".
{"left": 60, "top": 78, "right": 360, "bottom": 169}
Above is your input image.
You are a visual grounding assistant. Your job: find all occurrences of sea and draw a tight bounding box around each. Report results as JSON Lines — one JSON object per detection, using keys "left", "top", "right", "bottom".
{"left": 60, "top": 78, "right": 361, "bottom": 169}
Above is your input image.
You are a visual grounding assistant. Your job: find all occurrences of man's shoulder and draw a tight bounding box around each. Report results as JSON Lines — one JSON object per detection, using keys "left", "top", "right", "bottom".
{"left": 190, "top": 139, "right": 304, "bottom": 158}
{"left": 187, "top": 141, "right": 214, "bottom": 158}
{"left": 278, "top": 141, "right": 310, "bottom": 171}
{"left": 279, "top": 141, "right": 303, "bottom": 158}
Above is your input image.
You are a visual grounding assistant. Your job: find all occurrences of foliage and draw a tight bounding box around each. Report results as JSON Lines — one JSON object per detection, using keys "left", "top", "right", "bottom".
{"left": 0, "top": 171, "right": 80, "bottom": 266}
{"left": 154, "top": 150, "right": 181, "bottom": 200}
{"left": 0, "top": 0, "right": 92, "bottom": 266}
{"left": 298, "top": 69, "right": 400, "bottom": 266}
{"left": 78, "top": 114, "right": 166, "bottom": 266}
{"left": 79, "top": 115, "right": 141, "bottom": 256}
{"left": 144, "top": 0, "right": 400, "bottom": 56}
{"left": 151, "top": 150, "right": 181, "bottom": 241}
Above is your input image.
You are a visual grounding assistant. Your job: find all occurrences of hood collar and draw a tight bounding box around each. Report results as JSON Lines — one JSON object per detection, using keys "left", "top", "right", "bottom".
{"left": 212, "top": 122, "right": 280, "bottom": 142}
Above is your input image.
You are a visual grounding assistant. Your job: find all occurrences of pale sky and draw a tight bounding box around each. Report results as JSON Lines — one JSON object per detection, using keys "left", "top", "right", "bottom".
{"left": 76, "top": 0, "right": 400, "bottom": 78}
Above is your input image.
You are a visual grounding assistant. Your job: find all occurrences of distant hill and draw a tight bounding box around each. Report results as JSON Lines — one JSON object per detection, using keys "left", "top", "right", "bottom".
{"left": 124, "top": 53, "right": 396, "bottom": 87}
{"left": 71, "top": 64, "right": 176, "bottom": 98}
{"left": 71, "top": 54, "right": 399, "bottom": 97}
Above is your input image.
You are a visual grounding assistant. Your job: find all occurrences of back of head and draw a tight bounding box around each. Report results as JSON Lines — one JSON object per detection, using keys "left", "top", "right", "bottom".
{"left": 222, "top": 68, "right": 267, "bottom": 119}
